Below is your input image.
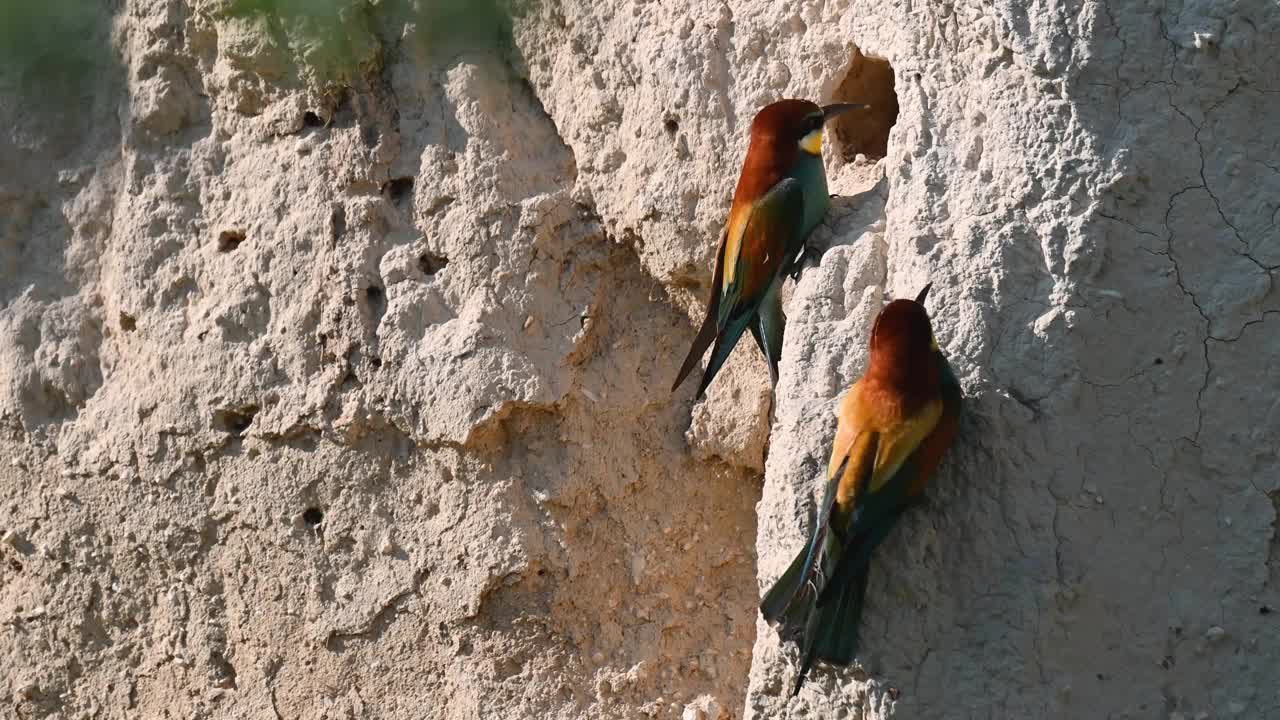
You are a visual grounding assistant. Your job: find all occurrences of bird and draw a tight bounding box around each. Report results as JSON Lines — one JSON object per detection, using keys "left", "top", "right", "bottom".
{"left": 670, "top": 99, "right": 866, "bottom": 400}
{"left": 758, "top": 283, "right": 963, "bottom": 697}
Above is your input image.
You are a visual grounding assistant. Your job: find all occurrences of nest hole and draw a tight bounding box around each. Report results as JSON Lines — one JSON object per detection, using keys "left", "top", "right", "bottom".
{"left": 217, "top": 230, "right": 246, "bottom": 253}
{"left": 419, "top": 252, "right": 449, "bottom": 276}
{"left": 366, "top": 285, "right": 387, "bottom": 327}
{"left": 302, "top": 111, "right": 323, "bottom": 128}
{"left": 831, "top": 47, "right": 899, "bottom": 161}
{"left": 213, "top": 406, "right": 259, "bottom": 438}
{"left": 119, "top": 312, "right": 137, "bottom": 332}
{"left": 384, "top": 177, "right": 415, "bottom": 207}
{"left": 331, "top": 205, "right": 347, "bottom": 245}
{"left": 302, "top": 507, "right": 324, "bottom": 526}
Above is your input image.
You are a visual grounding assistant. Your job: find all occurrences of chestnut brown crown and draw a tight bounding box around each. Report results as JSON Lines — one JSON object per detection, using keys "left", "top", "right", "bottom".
{"left": 865, "top": 284, "right": 939, "bottom": 392}
{"left": 749, "top": 99, "right": 826, "bottom": 144}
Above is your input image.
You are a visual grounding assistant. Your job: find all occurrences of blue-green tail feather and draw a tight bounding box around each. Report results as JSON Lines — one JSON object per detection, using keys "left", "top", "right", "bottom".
{"left": 755, "top": 281, "right": 785, "bottom": 386}
{"left": 748, "top": 323, "right": 773, "bottom": 385}
{"left": 792, "top": 557, "right": 870, "bottom": 696}
{"left": 693, "top": 313, "right": 752, "bottom": 401}
{"left": 760, "top": 455, "right": 846, "bottom": 625}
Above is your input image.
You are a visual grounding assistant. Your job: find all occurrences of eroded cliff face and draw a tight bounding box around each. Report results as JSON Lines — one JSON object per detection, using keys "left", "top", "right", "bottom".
{"left": 1, "top": 1, "right": 1277, "bottom": 719}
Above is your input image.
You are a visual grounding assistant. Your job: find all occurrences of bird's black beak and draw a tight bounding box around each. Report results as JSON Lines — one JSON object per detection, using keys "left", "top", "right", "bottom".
{"left": 915, "top": 282, "right": 932, "bottom": 305}
{"left": 821, "top": 103, "right": 867, "bottom": 120}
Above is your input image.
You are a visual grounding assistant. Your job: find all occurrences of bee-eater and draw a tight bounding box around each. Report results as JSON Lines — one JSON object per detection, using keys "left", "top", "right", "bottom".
{"left": 671, "top": 99, "right": 866, "bottom": 400}
{"left": 759, "top": 284, "right": 963, "bottom": 697}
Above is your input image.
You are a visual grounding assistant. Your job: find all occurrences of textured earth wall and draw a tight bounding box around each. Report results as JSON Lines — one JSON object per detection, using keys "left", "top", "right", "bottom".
{"left": 1, "top": 1, "right": 1277, "bottom": 719}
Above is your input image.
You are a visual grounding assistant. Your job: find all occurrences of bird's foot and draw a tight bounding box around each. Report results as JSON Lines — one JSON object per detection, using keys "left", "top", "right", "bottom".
{"left": 789, "top": 245, "right": 817, "bottom": 280}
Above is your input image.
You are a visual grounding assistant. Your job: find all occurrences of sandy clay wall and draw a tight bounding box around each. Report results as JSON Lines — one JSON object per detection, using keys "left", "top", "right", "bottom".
{"left": 1, "top": 1, "right": 1278, "bottom": 718}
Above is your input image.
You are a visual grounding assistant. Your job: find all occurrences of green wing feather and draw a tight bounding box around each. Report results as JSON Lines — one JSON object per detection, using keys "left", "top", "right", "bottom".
{"left": 717, "top": 178, "right": 803, "bottom": 329}
{"left": 748, "top": 279, "right": 785, "bottom": 385}
{"left": 686, "top": 179, "right": 803, "bottom": 400}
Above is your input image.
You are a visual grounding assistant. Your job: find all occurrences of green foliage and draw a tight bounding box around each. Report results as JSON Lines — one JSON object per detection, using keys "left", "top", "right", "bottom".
{"left": 0, "top": 0, "right": 113, "bottom": 100}
{"left": 411, "top": 0, "right": 514, "bottom": 53}
{"left": 0, "top": 0, "right": 526, "bottom": 111}
{"left": 222, "top": 0, "right": 518, "bottom": 86}
{"left": 224, "top": 0, "right": 379, "bottom": 85}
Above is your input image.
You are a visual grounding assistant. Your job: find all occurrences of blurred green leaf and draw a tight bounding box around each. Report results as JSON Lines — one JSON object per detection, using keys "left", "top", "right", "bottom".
{"left": 413, "top": 0, "right": 513, "bottom": 53}
{"left": 223, "top": 0, "right": 379, "bottom": 85}
{"left": 0, "top": 0, "right": 113, "bottom": 102}
{"left": 222, "top": 0, "right": 519, "bottom": 87}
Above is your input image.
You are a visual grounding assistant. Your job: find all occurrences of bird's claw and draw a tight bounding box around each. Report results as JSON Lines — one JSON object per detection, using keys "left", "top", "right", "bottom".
{"left": 789, "top": 245, "right": 817, "bottom": 280}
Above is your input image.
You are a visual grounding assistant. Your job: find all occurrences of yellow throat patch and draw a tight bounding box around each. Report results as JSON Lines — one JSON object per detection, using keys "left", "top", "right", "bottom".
{"left": 800, "top": 128, "right": 823, "bottom": 155}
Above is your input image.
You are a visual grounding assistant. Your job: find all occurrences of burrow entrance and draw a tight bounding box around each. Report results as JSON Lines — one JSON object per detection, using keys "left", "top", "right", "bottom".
{"left": 830, "top": 47, "right": 898, "bottom": 162}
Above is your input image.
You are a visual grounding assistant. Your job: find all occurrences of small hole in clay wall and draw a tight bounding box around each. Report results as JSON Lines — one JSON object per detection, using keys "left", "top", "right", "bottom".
{"left": 331, "top": 205, "right": 347, "bottom": 246}
{"left": 384, "top": 177, "right": 415, "bottom": 207}
{"left": 419, "top": 252, "right": 449, "bottom": 276}
{"left": 213, "top": 406, "right": 258, "bottom": 438}
{"left": 366, "top": 285, "right": 386, "bottom": 326}
{"left": 303, "top": 111, "right": 323, "bottom": 127}
{"left": 302, "top": 507, "right": 324, "bottom": 526}
{"left": 217, "top": 230, "right": 246, "bottom": 253}
{"left": 119, "top": 312, "right": 137, "bottom": 332}
{"left": 831, "top": 47, "right": 899, "bottom": 161}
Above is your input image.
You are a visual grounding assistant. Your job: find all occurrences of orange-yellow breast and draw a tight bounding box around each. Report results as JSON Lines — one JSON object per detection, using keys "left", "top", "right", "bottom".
{"left": 828, "top": 378, "right": 943, "bottom": 509}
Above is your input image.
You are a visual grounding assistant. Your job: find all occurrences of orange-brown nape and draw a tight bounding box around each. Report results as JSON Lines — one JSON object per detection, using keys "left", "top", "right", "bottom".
{"left": 731, "top": 100, "right": 821, "bottom": 208}
{"left": 863, "top": 297, "right": 941, "bottom": 405}
{"left": 750, "top": 98, "right": 824, "bottom": 137}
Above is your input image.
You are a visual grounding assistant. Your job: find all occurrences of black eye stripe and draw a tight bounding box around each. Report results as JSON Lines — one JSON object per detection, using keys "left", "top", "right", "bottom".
{"left": 794, "top": 113, "right": 824, "bottom": 142}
